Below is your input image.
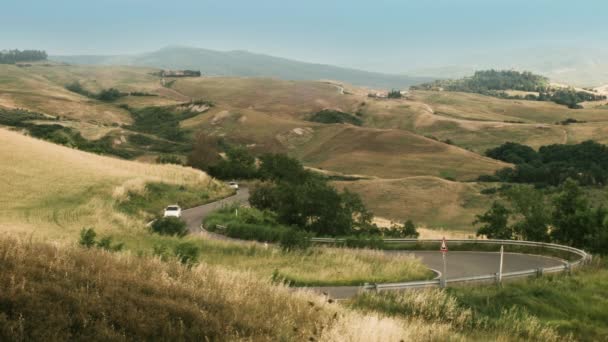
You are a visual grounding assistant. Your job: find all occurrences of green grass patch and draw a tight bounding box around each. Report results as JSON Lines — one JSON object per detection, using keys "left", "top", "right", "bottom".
{"left": 137, "top": 234, "right": 433, "bottom": 286}
{"left": 204, "top": 205, "right": 291, "bottom": 243}
{"left": 449, "top": 259, "right": 608, "bottom": 341}
{"left": 307, "top": 109, "right": 363, "bottom": 126}
{"left": 117, "top": 182, "right": 222, "bottom": 218}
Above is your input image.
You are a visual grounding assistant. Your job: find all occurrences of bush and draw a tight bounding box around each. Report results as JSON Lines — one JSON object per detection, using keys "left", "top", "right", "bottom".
{"left": 78, "top": 228, "right": 123, "bottom": 251}
{"left": 307, "top": 109, "right": 362, "bottom": 126}
{"left": 174, "top": 242, "right": 200, "bottom": 265}
{"left": 279, "top": 230, "right": 312, "bottom": 251}
{"left": 79, "top": 228, "right": 97, "bottom": 248}
{"left": 225, "top": 222, "right": 287, "bottom": 243}
{"left": 344, "top": 236, "right": 385, "bottom": 249}
{"left": 156, "top": 154, "right": 183, "bottom": 165}
{"left": 97, "top": 88, "right": 125, "bottom": 102}
{"left": 151, "top": 217, "right": 188, "bottom": 237}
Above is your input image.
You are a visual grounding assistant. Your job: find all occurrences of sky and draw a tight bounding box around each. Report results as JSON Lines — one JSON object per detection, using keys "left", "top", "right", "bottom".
{"left": 2, "top": 0, "right": 607, "bottom": 73}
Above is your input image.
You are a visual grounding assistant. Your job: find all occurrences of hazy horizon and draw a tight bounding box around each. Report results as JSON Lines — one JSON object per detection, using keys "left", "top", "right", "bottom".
{"left": 2, "top": 0, "right": 608, "bottom": 75}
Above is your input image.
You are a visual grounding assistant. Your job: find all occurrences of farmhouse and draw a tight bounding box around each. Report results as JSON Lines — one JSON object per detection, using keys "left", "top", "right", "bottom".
{"left": 160, "top": 69, "right": 201, "bottom": 77}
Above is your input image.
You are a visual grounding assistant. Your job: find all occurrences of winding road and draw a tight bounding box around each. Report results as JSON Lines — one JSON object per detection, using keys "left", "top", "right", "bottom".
{"left": 182, "top": 188, "right": 565, "bottom": 298}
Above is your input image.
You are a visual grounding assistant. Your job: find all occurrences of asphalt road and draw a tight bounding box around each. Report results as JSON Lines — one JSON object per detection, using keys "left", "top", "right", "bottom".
{"left": 182, "top": 188, "right": 249, "bottom": 234}
{"left": 182, "top": 188, "right": 565, "bottom": 298}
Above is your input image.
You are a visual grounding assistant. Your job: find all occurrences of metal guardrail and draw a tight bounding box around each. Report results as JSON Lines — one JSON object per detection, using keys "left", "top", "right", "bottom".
{"left": 314, "top": 238, "right": 591, "bottom": 292}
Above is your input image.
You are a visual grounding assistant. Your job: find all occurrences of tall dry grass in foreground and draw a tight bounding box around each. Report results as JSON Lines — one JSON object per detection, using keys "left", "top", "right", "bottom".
{"left": 0, "top": 236, "right": 462, "bottom": 341}
{"left": 0, "top": 128, "right": 229, "bottom": 240}
{"left": 349, "top": 289, "right": 564, "bottom": 341}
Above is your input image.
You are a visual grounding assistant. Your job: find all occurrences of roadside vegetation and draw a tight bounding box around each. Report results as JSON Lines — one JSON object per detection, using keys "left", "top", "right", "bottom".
{"left": 0, "top": 236, "right": 441, "bottom": 341}
{"left": 474, "top": 179, "right": 608, "bottom": 254}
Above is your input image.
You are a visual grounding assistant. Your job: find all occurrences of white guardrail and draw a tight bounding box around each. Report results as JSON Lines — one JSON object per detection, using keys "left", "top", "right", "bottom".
{"left": 310, "top": 238, "right": 591, "bottom": 292}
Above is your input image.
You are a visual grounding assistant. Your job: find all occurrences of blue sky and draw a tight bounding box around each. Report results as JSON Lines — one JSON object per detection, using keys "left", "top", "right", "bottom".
{"left": 1, "top": 0, "right": 607, "bottom": 72}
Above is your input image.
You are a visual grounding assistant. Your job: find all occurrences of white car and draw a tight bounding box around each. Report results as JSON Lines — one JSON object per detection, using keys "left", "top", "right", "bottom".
{"left": 163, "top": 205, "right": 182, "bottom": 218}
{"left": 229, "top": 181, "right": 239, "bottom": 190}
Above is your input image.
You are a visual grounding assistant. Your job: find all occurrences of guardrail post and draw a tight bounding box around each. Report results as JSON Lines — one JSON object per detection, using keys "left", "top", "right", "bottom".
{"left": 536, "top": 268, "right": 543, "bottom": 278}
{"left": 440, "top": 278, "right": 446, "bottom": 289}
{"left": 565, "top": 262, "right": 571, "bottom": 275}
{"left": 495, "top": 272, "right": 502, "bottom": 286}
{"left": 363, "top": 283, "right": 378, "bottom": 292}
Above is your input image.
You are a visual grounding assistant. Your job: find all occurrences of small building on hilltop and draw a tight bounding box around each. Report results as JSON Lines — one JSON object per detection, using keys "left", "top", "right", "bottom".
{"left": 160, "top": 70, "right": 201, "bottom": 77}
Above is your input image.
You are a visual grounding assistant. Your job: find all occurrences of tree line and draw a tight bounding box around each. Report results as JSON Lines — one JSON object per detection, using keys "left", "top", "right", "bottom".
{"left": 0, "top": 49, "right": 47, "bottom": 64}
{"left": 482, "top": 140, "right": 608, "bottom": 186}
{"left": 475, "top": 180, "right": 608, "bottom": 254}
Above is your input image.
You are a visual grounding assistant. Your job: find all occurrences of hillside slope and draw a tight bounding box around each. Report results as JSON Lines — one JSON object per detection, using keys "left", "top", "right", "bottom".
{"left": 0, "top": 128, "right": 229, "bottom": 240}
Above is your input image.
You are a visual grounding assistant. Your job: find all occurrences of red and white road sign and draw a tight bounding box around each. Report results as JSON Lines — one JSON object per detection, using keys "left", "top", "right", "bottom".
{"left": 440, "top": 237, "right": 448, "bottom": 253}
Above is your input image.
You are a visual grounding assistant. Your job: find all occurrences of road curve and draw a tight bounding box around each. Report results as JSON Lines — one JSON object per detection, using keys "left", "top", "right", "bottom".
{"left": 182, "top": 188, "right": 249, "bottom": 234}
{"left": 182, "top": 189, "right": 565, "bottom": 298}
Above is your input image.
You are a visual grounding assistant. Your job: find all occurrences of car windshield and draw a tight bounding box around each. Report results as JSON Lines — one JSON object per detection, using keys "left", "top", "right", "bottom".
{"left": 166, "top": 206, "right": 179, "bottom": 211}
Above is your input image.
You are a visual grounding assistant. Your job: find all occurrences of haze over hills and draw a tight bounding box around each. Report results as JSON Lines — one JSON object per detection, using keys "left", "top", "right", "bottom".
{"left": 405, "top": 46, "right": 608, "bottom": 87}
{"left": 52, "top": 46, "right": 434, "bottom": 90}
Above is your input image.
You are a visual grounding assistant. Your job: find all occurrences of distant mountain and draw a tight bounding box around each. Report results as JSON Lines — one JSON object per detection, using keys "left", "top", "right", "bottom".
{"left": 52, "top": 46, "right": 433, "bottom": 89}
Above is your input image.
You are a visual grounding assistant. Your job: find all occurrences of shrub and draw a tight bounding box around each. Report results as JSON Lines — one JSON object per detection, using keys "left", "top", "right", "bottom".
{"left": 151, "top": 217, "right": 188, "bottom": 237}
{"left": 174, "top": 242, "right": 200, "bottom": 265}
{"left": 225, "top": 222, "right": 287, "bottom": 243}
{"left": 96, "top": 236, "right": 124, "bottom": 252}
{"left": 156, "top": 154, "right": 183, "bottom": 165}
{"left": 279, "top": 230, "right": 312, "bottom": 251}
{"left": 307, "top": 109, "right": 362, "bottom": 126}
{"left": 344, "top": 236, "right": 385, "bottom": 249}
{"left": 97, "top": 88, "right": 125, "bottom": 102}
{"left": 79, "top": 228, "right": 97, "bottom": 248}
{"left": 79, "top": 228, "right": 123, "bottom": 251}
{"left": 387, "top": 89, "right": 402, "bottom": 99}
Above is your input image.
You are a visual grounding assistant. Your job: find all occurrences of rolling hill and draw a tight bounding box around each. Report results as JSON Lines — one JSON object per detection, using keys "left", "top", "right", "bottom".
{"left": 0, "top": 127, "right": 229, "bottom": 240}
{"left": 51, "top": 46, "right": 434, "bottom": 89}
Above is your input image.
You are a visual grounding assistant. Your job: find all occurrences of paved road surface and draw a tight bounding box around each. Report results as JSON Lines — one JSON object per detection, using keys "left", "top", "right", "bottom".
{"left": 182, "top": 188, "right": 249, "bottom": 234}
{"left": 182, "top": 188, "right": 565, "bottom": 298}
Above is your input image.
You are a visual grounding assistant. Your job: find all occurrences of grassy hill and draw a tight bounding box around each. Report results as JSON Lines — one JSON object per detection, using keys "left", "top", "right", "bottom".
{"left": 5, "top": 63, "right": 608, "bottom": 234}
{"left": 52, "top": 46, "right": 434, "bottom": 89}
{"left": 0, "top": 128, "right": 228, "bottom": 240}
{"left": 333, "top": 176, "right": 493, "bottom": 232}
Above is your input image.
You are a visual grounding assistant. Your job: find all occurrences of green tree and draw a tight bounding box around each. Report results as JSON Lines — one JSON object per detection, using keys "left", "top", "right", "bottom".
{"left": 506, "top": 185, "right": 550, "bottom": 241}
{"left": 474, "top": 202, "right": 513, "bottom": 239}
{"left": 79, "top": 228, "right": 97, "bottom": 248}
{"left": 551, "top": 179, "right": 594, "bottom": 247}
{"left": 401, "top": 220, "right": 419, "bottom": 238}
{"left": 387, "top": 89, "right": 402, "bottom": 99}
{"left": 258, "top": 153, "right": 309, "bottom": 183}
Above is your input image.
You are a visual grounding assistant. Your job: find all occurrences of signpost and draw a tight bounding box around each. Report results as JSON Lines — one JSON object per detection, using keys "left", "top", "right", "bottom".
{"left": 440, "top": 237, "right": 448, "bottom": 288}
{"left": 498, "top": 245, "right": 504, "bottom": 284}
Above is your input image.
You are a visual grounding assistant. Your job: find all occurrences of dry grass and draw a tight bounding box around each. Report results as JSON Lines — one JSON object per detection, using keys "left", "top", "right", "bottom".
{"left": 0, "top": 128, "right": 229, "bottom": 241}
{"left": 349, "top": 289, "right": 563, "bottom": 341}
{"left": 0, "top": 236, "right": 467, "bottom": 341}
{"left": 294, "top": 125, "right": 507, "bottom": 180}
{"left": 174, "top": 239, "right": 433, "bottom": 286}
{"left": 0, "top": 65, "right": 132, "bottom": 124}
{"left": 334, "top": 176, "right": 495, "bottom": 231}
{"left": 173, "top": 77, "right": 360, "bottom": 118}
